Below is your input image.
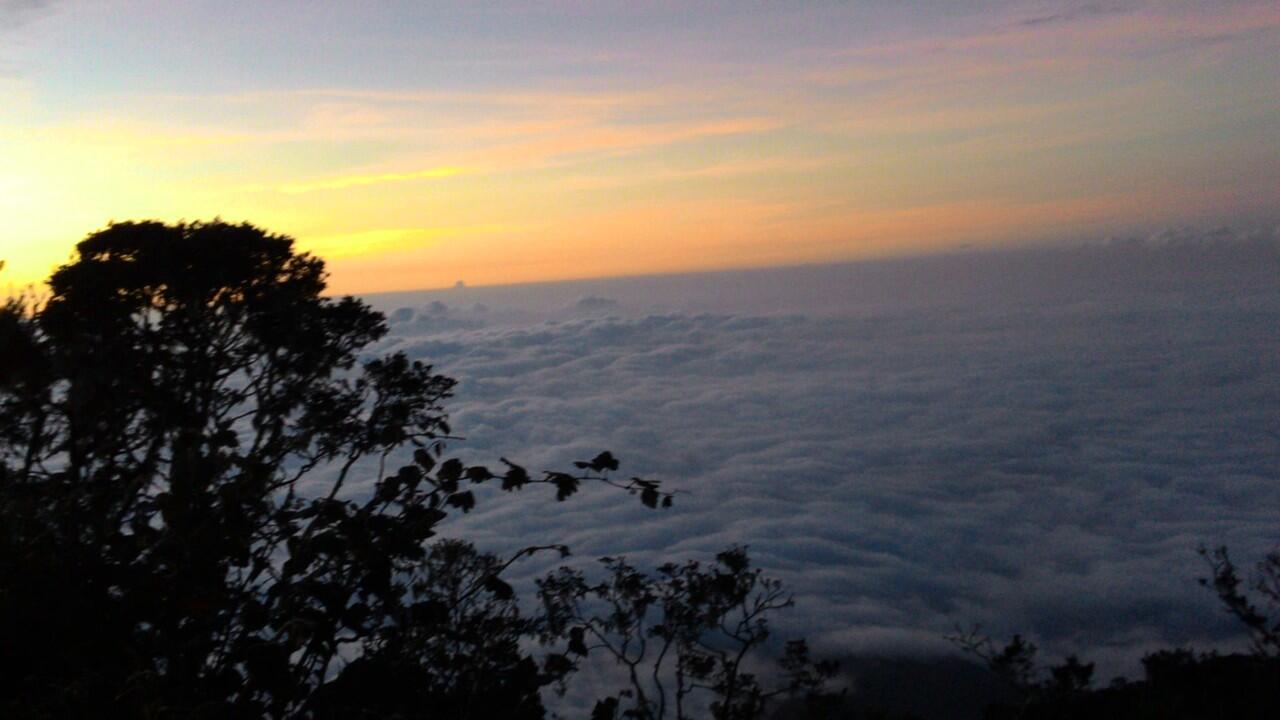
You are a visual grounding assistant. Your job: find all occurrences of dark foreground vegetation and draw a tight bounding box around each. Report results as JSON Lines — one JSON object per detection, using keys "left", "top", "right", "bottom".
{"left": 1, "top": 221, "right": 1276, "bottom": 718}
{"left": 0, "top": 222, "right": 833, "bottom": 719}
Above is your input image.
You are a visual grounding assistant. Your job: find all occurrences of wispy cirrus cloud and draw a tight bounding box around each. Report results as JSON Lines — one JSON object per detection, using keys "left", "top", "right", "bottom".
{"left": 813, "top": 1, "right": 1279, "bottom": 91}
{"left": 298, "top": 224, "right": 519, "bottom": 259}
{"left": 1014, "top": 1, "right": 1138, "bottom": 29}
{"left": 0, "top": 0, "right": 53, "bottom": 31}
{"left": 260, "top": 166, "right": 469, "bottom": 195}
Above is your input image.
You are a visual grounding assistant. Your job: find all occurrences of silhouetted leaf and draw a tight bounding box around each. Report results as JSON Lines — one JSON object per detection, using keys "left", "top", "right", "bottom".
{"left": 550, "top": 472, "right": 579, "bottom": 501}
{"left": 413, "top": 448, "right": 435, "bottom": 471}
{"left": 543, "top": 653, "right": 573, "bottom": 677}
{"left": 569, "top": 627, "right": 588, "bottom": 655}
{"left": 396, "top": 464, "right": 423, "bottom": 490}
{"left": 590, "top": 451, "right": 619, "bottom": 472}
{"left": 592, "top": 696, "right": 619, "bottom": 720}
{"left": 484, "top": 575, "right": 514, "bottom": 601}
{"left": 446, "top": 490, "right": 475, "bottom": 513}
{"left": 640, "top": 487, "right": 659, "bottom": 509}
{"left": 438, "top": 457, "right": 463, "bottom": 482}
{"left": 501, "top": 459, "right": 530, "bottom": 491}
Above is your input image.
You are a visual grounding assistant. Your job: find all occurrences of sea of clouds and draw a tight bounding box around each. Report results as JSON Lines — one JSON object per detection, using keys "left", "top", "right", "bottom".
{"left": 349, "top": 229, "right": 1279, "bottom": 681}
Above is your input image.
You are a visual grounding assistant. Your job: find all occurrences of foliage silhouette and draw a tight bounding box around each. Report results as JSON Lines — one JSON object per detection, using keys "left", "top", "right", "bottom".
{"left": 1198, "top": 544, "right": 1280, "bottom": 658}
{"left": 0, "top": 221, "right": 687, "bottom": 718}
{"left": 538, "top": 547, "right": 838, "bottom": 720}
{"left": 948, "top": 623, "right": 1280, "bottom": 719}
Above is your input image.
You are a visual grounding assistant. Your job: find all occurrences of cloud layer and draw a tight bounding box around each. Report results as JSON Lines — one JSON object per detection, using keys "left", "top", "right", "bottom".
{"left": 349, "top": 237, "right": 1280, "bottom": 678}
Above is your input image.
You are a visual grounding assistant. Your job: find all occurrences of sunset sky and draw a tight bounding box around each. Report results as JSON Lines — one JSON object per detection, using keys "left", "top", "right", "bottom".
{"left": 1, "top": 0, "right": 1277, "bottom": 293}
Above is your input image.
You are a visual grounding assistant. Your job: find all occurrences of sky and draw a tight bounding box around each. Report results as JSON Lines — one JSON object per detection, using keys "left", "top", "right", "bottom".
{"left": 1, "top": 0, "right": 1278, "bottom": 293}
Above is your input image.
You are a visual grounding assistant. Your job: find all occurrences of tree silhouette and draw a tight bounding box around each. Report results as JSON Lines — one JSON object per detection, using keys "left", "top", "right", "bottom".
{"left": 0, "top": 221, "right": 676, "bottom": 717}
{"left": 1199, "top": 545, "right": 1280, "bottom": 658}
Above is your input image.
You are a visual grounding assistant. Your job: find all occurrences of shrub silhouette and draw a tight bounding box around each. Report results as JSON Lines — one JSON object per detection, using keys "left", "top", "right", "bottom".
{"left": 538, "top": 547, "right": 838, "bottom": 720}
{"left": 0, "top": 221, "right": 839, "bottom": 719}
